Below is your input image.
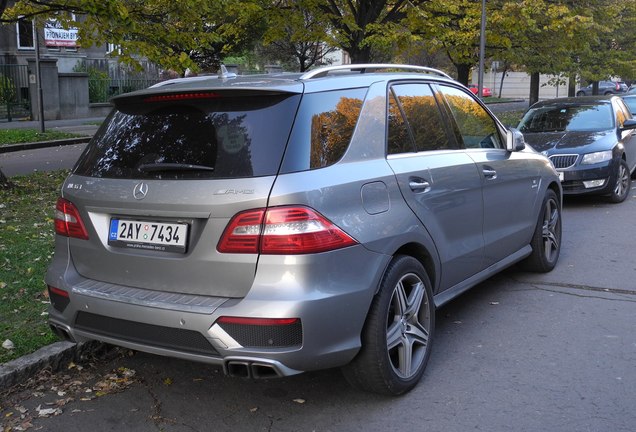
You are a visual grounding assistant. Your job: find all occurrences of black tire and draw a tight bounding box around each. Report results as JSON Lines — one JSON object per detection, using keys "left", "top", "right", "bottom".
{"left": 342, "top": 255, "right": 434, "bottom": 395}
{"left": 608, "top": 159, "right": 631, "bottom": 203}
{"left": 576, "top": 91, "right": 585, "bottom": 97}
{"left": 522, "top": 189, "right": 561, "bottom": 272}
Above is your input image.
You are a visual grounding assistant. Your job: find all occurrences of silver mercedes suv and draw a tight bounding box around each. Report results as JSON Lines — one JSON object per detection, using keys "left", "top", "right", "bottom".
{"left": 47, "top": 64, "right": 562, "bottom": 395}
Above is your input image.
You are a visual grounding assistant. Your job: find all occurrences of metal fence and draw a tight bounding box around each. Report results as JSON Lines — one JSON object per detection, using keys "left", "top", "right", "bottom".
{"left": 0, "top": 64, "right": 31, "bottom": 122}
{"left": 88, "top": 78, "right": 163, "bottom": 103}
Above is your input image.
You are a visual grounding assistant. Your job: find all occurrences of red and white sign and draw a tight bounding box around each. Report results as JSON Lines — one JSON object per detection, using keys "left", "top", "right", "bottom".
{"left": 44, "top": 26, "right": 78, "bottom": 47}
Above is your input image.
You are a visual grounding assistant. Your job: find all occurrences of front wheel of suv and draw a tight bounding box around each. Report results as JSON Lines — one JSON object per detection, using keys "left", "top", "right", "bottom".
{"left": 342, "top": 255, "right": 434, "bottom": 395}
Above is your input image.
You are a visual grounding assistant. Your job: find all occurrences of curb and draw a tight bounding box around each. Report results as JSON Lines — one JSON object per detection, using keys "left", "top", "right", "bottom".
{"left": 0, "top": 341, "right": 103, "bottom": 391}
{"left": 0, "top": 137, "right": 92, "bottom": 154}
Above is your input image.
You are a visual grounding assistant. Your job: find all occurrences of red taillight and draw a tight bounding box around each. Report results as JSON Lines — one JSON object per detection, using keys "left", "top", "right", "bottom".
{"left": 54, "top": 197, "right": 89, "bottom": 240}
{"left": 216, "top": 316, "right": 299, "bottom": 326}
{"left": 143, "top": 92, "right": 220, "bottom": 103}
{"left": 217, "top": 206, "right": 357, "bottom": 254}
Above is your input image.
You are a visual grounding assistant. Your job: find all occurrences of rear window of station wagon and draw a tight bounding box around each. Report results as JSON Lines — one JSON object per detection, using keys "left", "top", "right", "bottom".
{"left": 74, "top": 88, "right": 367, "bottom": 180}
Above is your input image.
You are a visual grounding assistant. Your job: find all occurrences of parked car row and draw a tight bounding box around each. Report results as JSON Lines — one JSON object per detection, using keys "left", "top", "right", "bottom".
{"left": 519, "top": 95, "right": 636, "bottom": 203}
{"left": 46, "top": 64, "right": 563, "bottom": 396}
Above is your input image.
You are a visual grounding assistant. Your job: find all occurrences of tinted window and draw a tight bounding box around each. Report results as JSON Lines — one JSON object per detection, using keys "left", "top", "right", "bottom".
{"left": 387, "top": 91, "right": 414, "bottom": 154}
{"left": 281, "top": 89, "right": 366, "bottom": 172}
{"left": 518, "top": 104, "right": 614, "bottom": 133}
{"left": 74, "top": 94, "right": 301, "bottom": 179}
{"left": 438, "top": 85, "right": 502, "bottom": 149}
{"left": 623, "top": 97, "right": 636, "bottom": 115}
{"left": 391, "top": 84, "right": 451, "bottom": 153}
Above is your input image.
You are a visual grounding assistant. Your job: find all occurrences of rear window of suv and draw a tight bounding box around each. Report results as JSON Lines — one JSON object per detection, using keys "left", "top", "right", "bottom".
{"left": 73, "top": 94, "right": 301, "bottom": 179}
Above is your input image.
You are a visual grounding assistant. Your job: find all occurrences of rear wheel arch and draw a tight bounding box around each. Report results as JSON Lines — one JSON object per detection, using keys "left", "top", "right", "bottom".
{"left": 392, "top": 242, "right": 439, "bottom": 294}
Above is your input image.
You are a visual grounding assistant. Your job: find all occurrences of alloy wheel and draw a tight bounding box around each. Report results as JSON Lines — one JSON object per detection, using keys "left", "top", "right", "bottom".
{"left": 542, "top": 197, "right": 561, "bottom": 264}
{"left": 386, "top": 273, "right": 431, "bottom": 379}
{"left": 614, "top": 162, "right": 630, "bottom": 200}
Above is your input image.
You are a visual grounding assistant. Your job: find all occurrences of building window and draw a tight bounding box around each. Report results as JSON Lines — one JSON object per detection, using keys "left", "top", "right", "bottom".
{"left": 16, "top": 18, "right": 35, "bottom": 49}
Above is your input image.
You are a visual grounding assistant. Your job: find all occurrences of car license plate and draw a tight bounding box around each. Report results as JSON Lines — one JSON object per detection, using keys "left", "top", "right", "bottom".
{"left": 108, "top": 219, "right": 188, "bottom": 253}
{"left": 558, "top": 172, "right": 564, "bottom": 182}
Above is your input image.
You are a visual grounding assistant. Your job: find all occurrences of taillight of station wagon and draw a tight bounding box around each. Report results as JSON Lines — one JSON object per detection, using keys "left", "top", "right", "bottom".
{"left": 54, "top": 197, "right": 89, "bottom": 240}
{"left": 217, "top": 206, "right": 357, "bottom": 254}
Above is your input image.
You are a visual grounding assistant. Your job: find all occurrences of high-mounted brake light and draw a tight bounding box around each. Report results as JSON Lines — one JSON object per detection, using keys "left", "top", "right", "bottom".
{"left": 217, "top": 206, "right": 357, "bottom": 254}
{"left": 143, "top": 92, "right": 221, "bottom": 103}
{"left": 54, "top": 197, "right": 89, "bottom": 240}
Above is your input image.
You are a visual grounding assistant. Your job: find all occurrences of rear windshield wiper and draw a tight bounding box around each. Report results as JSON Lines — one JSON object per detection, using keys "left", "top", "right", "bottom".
{"left": 137, "top": 163, "right": 215, "bottom": 173}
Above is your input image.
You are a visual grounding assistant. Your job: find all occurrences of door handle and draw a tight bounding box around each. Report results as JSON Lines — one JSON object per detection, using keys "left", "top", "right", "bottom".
{"left": 483, "top": 169, "right": 497, "bottom": 179}
{"left": 409, "top": 179, "right": 431, "bottom": 192}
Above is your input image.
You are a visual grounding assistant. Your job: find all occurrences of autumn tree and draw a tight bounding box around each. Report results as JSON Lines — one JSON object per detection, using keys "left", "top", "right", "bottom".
{"left": 1, "top": 0, "right": 264, "bottom": 74}
{"left": 261, "top": 0, "right": 336, "bottom": 72}
{"left": 316, "top": 0, "right": 431, "bottom": 63}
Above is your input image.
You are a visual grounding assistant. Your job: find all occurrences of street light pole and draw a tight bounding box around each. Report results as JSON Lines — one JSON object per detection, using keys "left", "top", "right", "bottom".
{"left": 32, "top": 19, "right": 45, "bottom": 133}
{"left": 478, "top": 0, "right": 486, "bottom": 98}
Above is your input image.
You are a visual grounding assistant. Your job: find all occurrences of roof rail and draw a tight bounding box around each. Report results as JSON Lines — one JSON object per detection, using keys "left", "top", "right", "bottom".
{"left": 300, "top": 64, "right": 452, "bottom": 80}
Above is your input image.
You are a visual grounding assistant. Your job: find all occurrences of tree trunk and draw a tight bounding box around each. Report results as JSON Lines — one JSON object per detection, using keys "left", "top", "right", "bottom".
{"left": 568, "top": 73, "right": 577, "bottom": 97}
{"left": 498, "top": 65, "right": 509, "bottom": 98}
{"left": 347, "top": 45, "right": 372, "bottom": 64}
{"left": 456, "top": 64, "right": 471, "bottom": 86}
{"left": 0, "top": 168, "right": 13, "bottom": 189}
{"left": 529, "top": 72, "right": 540, "bottom": 106}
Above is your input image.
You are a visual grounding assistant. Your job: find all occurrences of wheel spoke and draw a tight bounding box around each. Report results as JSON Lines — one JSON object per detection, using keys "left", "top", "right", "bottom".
{"left": 397, "top": 341, "right": 413, "bottom": 375}
{"left": 403, "top": 281, "right": 424, "bottom": 318}
{"left": 386, "top": 321, "right": 403, "bottom": 351}
{"left": 394, "top": 280, "right": 408, "bottom": 316}
{"left": 406, "top": 322, "right": 429, "bottom": 347}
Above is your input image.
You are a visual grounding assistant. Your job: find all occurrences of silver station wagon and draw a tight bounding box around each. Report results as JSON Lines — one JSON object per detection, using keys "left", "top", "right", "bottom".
{"left": 47, "top": 64, "right": 562, "bottom": 395}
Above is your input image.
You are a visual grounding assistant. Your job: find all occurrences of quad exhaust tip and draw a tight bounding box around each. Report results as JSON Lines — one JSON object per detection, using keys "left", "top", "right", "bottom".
{"left": 225, "top": 360, "right": 282, "bottom": 379}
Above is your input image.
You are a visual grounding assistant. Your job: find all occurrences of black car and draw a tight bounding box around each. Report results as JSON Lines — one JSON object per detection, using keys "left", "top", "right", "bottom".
{"left": 518, "top": 96, "right": 636, "bottom": 203}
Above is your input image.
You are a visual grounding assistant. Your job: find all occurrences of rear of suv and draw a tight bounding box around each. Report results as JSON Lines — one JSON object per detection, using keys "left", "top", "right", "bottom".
{"left": 47, "top": 64, "right": 562, "bottom": 395}
{"left": 577, "top": 80, "right": 628, "bottom": 96}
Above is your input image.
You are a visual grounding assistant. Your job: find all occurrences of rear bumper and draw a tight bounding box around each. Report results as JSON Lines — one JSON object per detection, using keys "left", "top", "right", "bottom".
{"left": 46, "top": 245, "right": 389, "bottom": 375}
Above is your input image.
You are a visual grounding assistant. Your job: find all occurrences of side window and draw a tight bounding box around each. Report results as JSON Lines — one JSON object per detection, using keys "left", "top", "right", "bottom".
{"left": 614, "top": 99, "right": 632, "bottom": 129}
{"left": 308, "top": 90, "right": 365, "bottom": 169}
{"left": 389, "top": 84, "right": 451, "bottom": 154}
{"left": 392, "top": 84, "right": 452, "bottom": 152}
{"left": 387, "top": 91, "right": 414, "bottom": 154}
{"left": 438, "top": 85, "right": 503, "bottom": 149}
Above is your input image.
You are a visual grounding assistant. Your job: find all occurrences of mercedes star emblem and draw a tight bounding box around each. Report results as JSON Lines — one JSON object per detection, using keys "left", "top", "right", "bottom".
{"left": 133, "top": 182, "right": 149, "bottom": 200}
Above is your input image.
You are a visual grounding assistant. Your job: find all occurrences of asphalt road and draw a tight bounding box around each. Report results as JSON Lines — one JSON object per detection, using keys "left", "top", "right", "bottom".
{"left": 0, "top": 143, "right": 87, "bottom": 177}
{"left": 1, "top": 186, "right": 635, "bottom": 431}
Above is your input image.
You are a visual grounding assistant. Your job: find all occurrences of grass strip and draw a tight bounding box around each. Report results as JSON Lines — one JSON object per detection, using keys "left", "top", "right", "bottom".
{"left": 0, "top": 129, "right": 80, "bottom": 146}
{"left": 0, "top": 170, "right": 68, "bottom": 364}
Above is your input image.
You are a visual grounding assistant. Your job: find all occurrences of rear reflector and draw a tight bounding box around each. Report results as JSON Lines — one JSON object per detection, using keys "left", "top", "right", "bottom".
{"left": 48, "top": 286, "right": 69, "bottom": 298}
{"left": 216, "top": 316, "right": 299, "bottom": 326}
{"left": 217, "top": 206, "right": 357, "bottom": 254}
{"left": 54, "top": 197, "right": 89, "bottom": 240}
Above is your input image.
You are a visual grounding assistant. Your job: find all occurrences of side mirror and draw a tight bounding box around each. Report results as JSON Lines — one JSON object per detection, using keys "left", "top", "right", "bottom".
{"left": 621, "top": 119, "right": 636, "bottom": 131}
{"left": 506, "top": 128, "right": 526, "bottom": 151}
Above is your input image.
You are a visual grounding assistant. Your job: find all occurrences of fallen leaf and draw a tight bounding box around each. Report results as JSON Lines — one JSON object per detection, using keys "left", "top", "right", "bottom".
{"left": 163, "top": 378, "right": 173, "bottom": 386}
{"left": 36, "top": 405, "right": 62, "bottom": 417}
{"left": 292, "top": 399, "right": 306, "bottom": 404}
{"left": 250, "top": 407, "right": 258, "bottom": 413}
